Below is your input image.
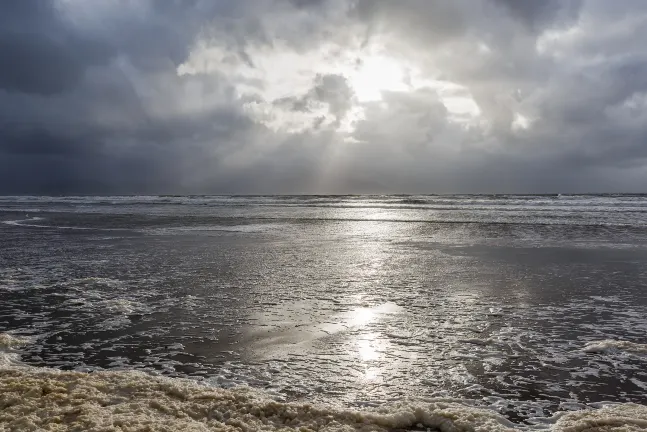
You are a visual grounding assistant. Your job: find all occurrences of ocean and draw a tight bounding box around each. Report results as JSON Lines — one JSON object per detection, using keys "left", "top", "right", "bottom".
{"left": 1, "top": 194, "right": 647, "bottom": 431}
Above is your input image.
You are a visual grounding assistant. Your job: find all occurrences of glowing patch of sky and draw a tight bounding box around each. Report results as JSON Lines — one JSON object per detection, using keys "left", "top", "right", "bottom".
{"left": 178, "top": 38, "right": 483, "bottom": 132}
{"left": 512, "top": 113, "right": 531, "bottom": 131}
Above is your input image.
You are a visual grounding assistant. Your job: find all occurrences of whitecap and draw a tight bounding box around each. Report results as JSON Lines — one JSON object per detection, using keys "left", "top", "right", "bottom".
{"left": 2, "top": 361, "right": 647, "bottom": 431}
{"left": 0, "top": 333, "right": 30, "bottom": 368}
{"left": 0, "top": 333, "right": 29, "bottom": 349}
{"left": 582, "top": 339, "right": 647, "bottom": 355}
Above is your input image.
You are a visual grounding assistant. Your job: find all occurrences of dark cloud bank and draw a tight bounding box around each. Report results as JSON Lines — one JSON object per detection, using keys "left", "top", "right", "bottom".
{"left": 1, "top": 0, "right": 647, "bottom": 194}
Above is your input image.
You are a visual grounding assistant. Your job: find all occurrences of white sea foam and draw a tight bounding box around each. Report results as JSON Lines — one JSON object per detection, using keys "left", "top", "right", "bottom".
{"left": 2, "top": 330, "right": 647, "bottom": 432}
{"left": 145, "top": 223, "right": 285, "bottom": 236}
{"left": 2, "top": 217, "right": 47, "bottom": 228}
{"left": 0, "top": 333, "right": 29, "bottom": 349}
{"left": 1, "top": 217, "right": 116, "bottom": 231}
{"left": 0, "top": 333, "right": 30, "bottom": 368}
{"left": 2, "top": 359, "right": 647, "bottom": 431}
{"left": 0, "top": 363, "right": 516, "bottom": 431}
{"left": 582, "top": 340, "right": 647, "bottom": 355}
{"left": 552, "top": 403, "right": 647, "bottom": 431}
{"left": 97, "top": 298, "right": 147, "bottom": 315}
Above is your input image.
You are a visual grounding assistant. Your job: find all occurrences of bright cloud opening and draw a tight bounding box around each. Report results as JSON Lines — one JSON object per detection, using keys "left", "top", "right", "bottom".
{"left": 347, "top": 55, "right": 410, "bottom": 102}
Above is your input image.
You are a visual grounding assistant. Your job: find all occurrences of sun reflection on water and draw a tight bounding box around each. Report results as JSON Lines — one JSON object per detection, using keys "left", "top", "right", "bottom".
{"left": 357, "top": 335, "right": 380, "bottom": 361}
{"left": 352, "top": 307, "right": 375, "bottom": 326}
{"left": 364, "top": 367, "right": 380, "bottom": 381}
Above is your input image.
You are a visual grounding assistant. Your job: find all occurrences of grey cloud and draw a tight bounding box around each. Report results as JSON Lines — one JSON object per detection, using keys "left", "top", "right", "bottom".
{"left": 0, "top": 1, "right": 60, "bottom": 32}
{"left": 273, "top": 96, "right": 311, "bottom": 113}
{"left": 287, "top": 0, "right": 328, "bottom": 9}
{"left": 491, "top": 0, "right": 582, "bottom": 29}
{"left": 0, "top": 128, "right": 99, "bottom": 156}
{"left": 0, "top": 0, "right": 252, "bottom": 193}
{"left": 0, "top": 1, "right": 112, "bottom": 95}
{"left": 352, "top": 89, "right": 449, "bottom": 147}
{"left": 0, "top": 35, "right": 83, "bottom": 95}
{"left": 311, "top": 74, "right": 354, "bottom": 123}
{"left": 1, "top": 0, "right": 647, "bottom": 194}
{"left": 272, "top": 74, "right": 353, "bottom": 125}
{"left": 350, "top": 0, "right": 468, "bottom": 48}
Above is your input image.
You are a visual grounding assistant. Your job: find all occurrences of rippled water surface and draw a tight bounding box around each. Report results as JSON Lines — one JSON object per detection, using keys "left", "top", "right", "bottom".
{"left": 2, "top": 194, "right": 647, "bottom": 426}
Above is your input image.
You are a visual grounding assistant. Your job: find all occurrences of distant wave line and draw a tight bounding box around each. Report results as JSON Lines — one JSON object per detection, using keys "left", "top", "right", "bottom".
{"left": 4, "top": 202, "right": 647, "bottom": 212}
{"left": 1, "top": 218, "right": 129, "bottom": 232}
{"left": 3, "top": 214, "right": 647, "bottom": 230}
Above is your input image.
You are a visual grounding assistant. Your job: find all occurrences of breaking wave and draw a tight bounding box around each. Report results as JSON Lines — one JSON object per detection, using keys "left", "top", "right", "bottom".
{"left": 582, "top": 340, "right": 647, "bottom": 355}
{"left": 2, "top": 217, "right": 47, "bottom": 228}
{"left": 1, "top": 368, "right": 646, "bottom": 431}
{"left": 1, "top": 217, "right": 94, "bottom": 231}
{"left": 1, "top": 335, "right": 647, "bottom": 432}
{"left": 0, "top": 333, "right": 28, "bottom": 349}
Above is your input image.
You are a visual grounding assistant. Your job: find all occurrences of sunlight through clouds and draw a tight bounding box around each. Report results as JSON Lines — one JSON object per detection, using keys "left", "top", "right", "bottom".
{"left": 177, "top": 35, "right": 482, "bottom": 135}
{"left": 4, "top": 0, "right": 647, "bottom": 194}
{"left": 347, "top": 55, "right": 410, "bottom": 102}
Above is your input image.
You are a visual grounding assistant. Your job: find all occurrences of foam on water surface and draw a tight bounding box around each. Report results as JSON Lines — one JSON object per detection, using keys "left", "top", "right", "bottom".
{"left": 3, "top": 196, "right": 647, "bottom": 429}
{"left": 1, "top": 217, "right": 91, "bottom": 231}
{"left": 1, "top": 217, "right": 45, "bottom": 228}
{"left": 0, "top": 334, "right": 28, "bottom": 349}
{"left": 0, "top": 333, "right": 30, "bottom": 369}
{"left": 582, "top": 340, "right": 647, "bottom": 355}
{"left": 2, "top": 359, "right": 647, "bottom": 431}
{"left": 4, "top": 194, "right": 647, "bottom": 229}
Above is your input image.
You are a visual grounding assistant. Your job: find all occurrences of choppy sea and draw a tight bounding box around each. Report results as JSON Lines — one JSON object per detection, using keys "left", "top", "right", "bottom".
{"left": 2, "top": 194, "right": 647, "bottom": 431}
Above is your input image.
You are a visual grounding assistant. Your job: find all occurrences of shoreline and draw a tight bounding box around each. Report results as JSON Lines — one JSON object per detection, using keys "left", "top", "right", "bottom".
{"left": 2, "top": 340, "right": 647, "bottom": 432}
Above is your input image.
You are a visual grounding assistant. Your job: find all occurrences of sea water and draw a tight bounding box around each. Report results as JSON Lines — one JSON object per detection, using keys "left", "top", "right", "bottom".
{"left": 2, "top": 195, "right": 647, "bottom": 431}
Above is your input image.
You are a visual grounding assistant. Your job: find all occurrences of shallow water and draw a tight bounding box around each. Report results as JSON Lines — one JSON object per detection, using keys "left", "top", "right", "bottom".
{"left": 2, "top": 195, "right": 647, "bottom": 430}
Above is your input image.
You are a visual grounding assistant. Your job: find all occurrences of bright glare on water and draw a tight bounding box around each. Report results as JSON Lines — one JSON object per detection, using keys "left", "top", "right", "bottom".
{"left": 2, "top": 194, "right": 647, "bottom": 430}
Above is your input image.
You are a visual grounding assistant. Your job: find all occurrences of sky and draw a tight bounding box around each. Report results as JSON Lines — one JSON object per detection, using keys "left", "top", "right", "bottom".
{"left": 1, "top": 0, "right": 647, "bottom": 194}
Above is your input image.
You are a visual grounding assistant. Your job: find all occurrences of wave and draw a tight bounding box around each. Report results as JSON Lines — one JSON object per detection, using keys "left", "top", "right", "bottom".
{"left": 1, "top": 217, "right": 129, "bottom": 232}
{"left": 0, "top": 333, "right": 29, "bottom": 349}
{"left": 2, "top": 217, "right": 48, "bottom": 228}
{"left": 3, "top": 195, "right": 647, "bottom": 229}
{"left": 1, "top": 365, "right": 647, "bottom": 431}
{"left": 1, "top": 335, "right": 647, "bottom": 431}
{"left": 395, "top": 198, "right": 429, "bottom": 205}
{"left": 1, "top": 217, "right": 92, "bottom": 230}
{"left": 0, "top": 333, "right": 30, "bottom": 368}
{"left": 3, "top": 194, "right": 647, "bottom": 209}
{"left": 4, "top": 213, "right": 647, "bottom": 231}
{"left": 582, "top": 339, "right": 647, "bottom": 355}
{"left": 145, "top": 223, "right": 284, "bottom": 235}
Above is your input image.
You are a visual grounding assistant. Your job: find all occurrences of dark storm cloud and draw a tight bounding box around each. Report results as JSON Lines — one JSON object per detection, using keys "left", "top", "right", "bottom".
{"left": 0, "top": 0, "right": 256, "bottom": 193}
{"left": 0, "top": 0, "right": 111, "bottom": 95}
{"left": 0, "top": 34, "right": 83, "bottom": 95}
{"left": 0, "top": 128, "right": 97, "bottom": 156}
{"left": 1, "top": 0, "right": 647, "bottom": 194}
